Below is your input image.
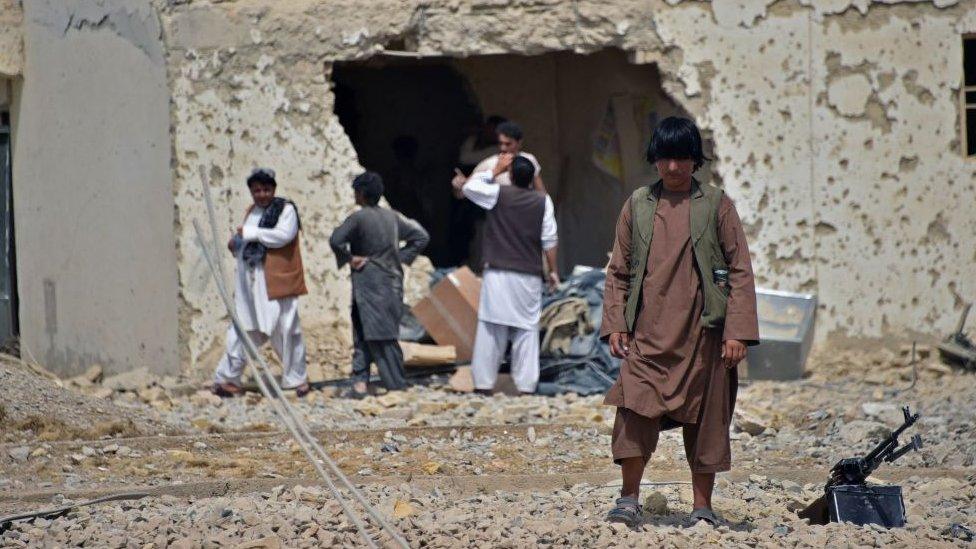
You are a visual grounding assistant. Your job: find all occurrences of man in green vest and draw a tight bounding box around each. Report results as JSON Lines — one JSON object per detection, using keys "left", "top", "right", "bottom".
{"left": 602, "top": 117, "right": 759, "bottom": 527}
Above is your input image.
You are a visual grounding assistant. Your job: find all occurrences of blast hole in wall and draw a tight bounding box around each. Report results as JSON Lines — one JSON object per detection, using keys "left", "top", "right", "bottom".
{"left": 331, "top": 49, "right": 703, "bottom": 271}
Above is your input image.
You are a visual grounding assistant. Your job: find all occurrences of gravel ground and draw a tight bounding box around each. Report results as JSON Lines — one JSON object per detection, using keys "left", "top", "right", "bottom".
{"left": 2, "top": 475, "right": 973, "bottom": 547}
{"left": 2, "top": 345, "right": 975, "bottom": 547}
{"left": 0, "top": 359, "right": 175, "bottom": 444}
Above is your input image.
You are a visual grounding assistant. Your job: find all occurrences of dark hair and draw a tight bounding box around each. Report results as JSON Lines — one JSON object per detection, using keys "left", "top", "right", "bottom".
{"left": 510, "top": 155, "right": 536, "bottom": 188}
{"left": 486, "top": 115, "right": 507, "bottom": 127}
{"left": 496, "top": 121, "right": 523, "bottom": 141}
{"left": 645, "top": 117, "right": 709, "bottom": 171}
{"left": 247, "top": 167, "right": 277, "bottom": 187}
{"left": 352, "top": 171, "right": 384, "bottom": 205}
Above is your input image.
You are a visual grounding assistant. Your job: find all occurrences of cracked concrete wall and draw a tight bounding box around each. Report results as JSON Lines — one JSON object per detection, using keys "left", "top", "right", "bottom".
{"left": 159, "top": 0, "right": 976, "bottom": 373}
{"left": 0, "top": 0, "right": 23, "bottom": 76}
{"left": 14, "top": 0, "right": 178, "bottom": 376}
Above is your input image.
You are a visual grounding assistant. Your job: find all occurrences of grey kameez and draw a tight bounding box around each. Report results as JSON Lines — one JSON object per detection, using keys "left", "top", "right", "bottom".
{"left": 329, "top": 206, "right": 429, "bottom": 389}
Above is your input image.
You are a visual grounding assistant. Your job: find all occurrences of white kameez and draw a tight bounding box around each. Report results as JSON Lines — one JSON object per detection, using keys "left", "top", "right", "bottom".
{"left": 472, "top": 153, "right": 542, "bottom": 187}
{"left": 462, "top": 171, "right": 557, "bottom": 393}
{"left": 214, "top": 203, "right": 307, "bottom": 389}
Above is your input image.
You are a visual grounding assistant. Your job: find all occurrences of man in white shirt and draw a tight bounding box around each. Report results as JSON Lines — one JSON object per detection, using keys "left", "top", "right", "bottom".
{"left": 454, "top": 154, "right": 559, "bottom": 394}
{"left": 213, "top": 168, "right": 310, "bottom": 398}
{"left": 453, "top": 121, "right": 546, "bottom": 193}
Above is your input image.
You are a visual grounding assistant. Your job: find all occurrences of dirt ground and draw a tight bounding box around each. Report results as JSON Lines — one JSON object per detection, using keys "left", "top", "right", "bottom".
{"left": 1, "top": 344, "right": 974, "bottom": 547}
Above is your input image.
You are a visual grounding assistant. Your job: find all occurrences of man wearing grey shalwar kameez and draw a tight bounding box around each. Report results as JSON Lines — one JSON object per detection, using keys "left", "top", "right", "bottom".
{"left": 330, "top": 171, "right": 430, "bottom": 395}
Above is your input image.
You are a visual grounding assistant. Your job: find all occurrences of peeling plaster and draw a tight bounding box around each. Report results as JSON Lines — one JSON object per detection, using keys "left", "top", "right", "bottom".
{"left": 0, "top": 0, "right": 937, "bottom": 371}
{"left": 827, "top": 73, "right": 873, "bottom": 115}
{"left": 0, "top": 0, "right": 23, "bottom": 76}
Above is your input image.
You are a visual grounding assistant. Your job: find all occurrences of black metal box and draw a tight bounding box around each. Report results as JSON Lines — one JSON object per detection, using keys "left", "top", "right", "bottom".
{"left": 827, "top": 484, "right": 906, "bottom": 527}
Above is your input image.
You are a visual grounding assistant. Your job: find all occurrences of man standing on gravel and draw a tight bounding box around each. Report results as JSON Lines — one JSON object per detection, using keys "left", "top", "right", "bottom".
{"left": 602, "top": 117, "right": 759, "bottom": 527}
{"left": 212, "top": 168, "right": 311, "bottom": 398}
{"left": 330, "top": 171, "right": 430, "bottom": 397}
{"left": 454, "top": 153, "right": 559, "bottom": 395}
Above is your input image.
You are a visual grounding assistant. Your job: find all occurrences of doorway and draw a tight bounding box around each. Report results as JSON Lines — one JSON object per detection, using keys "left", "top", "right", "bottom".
{"left": 0, "top": 111, "right": 18, "bottom": 347}
{"left": 332, "top": 49, "right": 705, "bottom": 272}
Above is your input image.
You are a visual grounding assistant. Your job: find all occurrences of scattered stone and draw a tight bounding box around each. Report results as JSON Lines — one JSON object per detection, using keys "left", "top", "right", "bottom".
{"left": 69, "top": 453, "right": 87, "bottom": 465}
{"left": 527, "top": 426, "right": 537, "bottom": 443}
{"left": 102, "top": 367, "right": 158, "bottom": 392}
{"left": 839, "top": 420, "right": 889, "bottom": 444}
{"left": 643, "top": 491, "right": 669, "bottom": 515}
{"left": 393, "top": 499, "right": 416, "bottom": 518}
{"left": 8, "top": 446, "right": 30, "bottom": 462}
{"left": 734, "top": 412, "right": 767, "bottom": 436}
{"left": 860, "top": 402, "right": 903, "bottom": 426}
{"left": 917, "top": 477, "right": 962, "bottom": 496}
{"left": 421, "top": 461, "right": 442, "bottom": 474}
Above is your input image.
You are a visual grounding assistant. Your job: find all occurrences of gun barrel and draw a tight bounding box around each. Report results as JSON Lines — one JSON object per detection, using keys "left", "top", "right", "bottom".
{"left": 861, "top": 407, "right": 919, "bottom": 468}
{"left": 885, "top": 435, "right": 923, "bottom": 463}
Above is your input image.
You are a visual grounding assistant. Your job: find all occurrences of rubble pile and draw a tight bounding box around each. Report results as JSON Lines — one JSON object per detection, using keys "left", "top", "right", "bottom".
{"left": 1, "top": 345, "right": 974, "bottom": 546}
{"left": 3, "top": 476, "right": 974, "bottom": 547}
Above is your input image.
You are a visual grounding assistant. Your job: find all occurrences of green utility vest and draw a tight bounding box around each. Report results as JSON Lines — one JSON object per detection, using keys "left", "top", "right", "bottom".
{"left": 623, "top": 179, "right": 729, "bottom": 332}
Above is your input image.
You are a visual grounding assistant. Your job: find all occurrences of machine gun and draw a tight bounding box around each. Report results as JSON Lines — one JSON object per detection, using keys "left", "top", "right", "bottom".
{"left": 799, "top": 406, "right": 923, "bottom": 527}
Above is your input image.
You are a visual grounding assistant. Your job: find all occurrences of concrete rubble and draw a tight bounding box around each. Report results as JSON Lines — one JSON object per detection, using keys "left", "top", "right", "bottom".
{"left": 1, "top": 344, "right": 975, "bottom": 546}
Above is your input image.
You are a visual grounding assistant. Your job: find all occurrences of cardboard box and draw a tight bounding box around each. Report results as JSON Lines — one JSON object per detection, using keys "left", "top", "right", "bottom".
{"left": 411, "top": 267, "right": 481, "bottom": 361}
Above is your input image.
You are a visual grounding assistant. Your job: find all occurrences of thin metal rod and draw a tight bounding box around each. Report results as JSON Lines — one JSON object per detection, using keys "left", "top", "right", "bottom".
{"left": 193, "top": 176, "right": 410, "bottom": 547}
{"left": 194, "top": 219, "right": 409, "bottom": 548}
{"left": 199, "top": 164, "right": 229, "bottom": 290}
{"left": 193, "top": 222, "right": 379, "bottom": 549}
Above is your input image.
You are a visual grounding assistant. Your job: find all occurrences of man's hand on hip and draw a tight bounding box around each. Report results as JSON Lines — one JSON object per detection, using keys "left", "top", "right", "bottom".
{"left": 721, "top": 339, "right": 747, "bottom": 369}
{"left": 609, "top": 332, "right": 631, "bottom": 359}
{"left": 350, "top": 256, "right": 369, "bottom": 270}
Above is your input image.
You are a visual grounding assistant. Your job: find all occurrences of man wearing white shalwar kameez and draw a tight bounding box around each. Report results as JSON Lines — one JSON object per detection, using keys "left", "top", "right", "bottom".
{"left": 213, "top": 168, "right": 309, "bottom": 397}
{"left": 457, "top": 154, "right": 559, "bottom": 394}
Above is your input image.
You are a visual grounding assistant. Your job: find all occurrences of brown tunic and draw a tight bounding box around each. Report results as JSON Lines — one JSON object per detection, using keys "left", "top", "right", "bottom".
{"left": 602, "top": 187, "right": 758, "bottom": 472}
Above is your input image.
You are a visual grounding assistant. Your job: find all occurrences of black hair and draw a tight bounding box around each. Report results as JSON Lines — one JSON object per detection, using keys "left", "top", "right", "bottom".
{"left": 486, "top": 114, "right": 507, "bottom": 127}
{"left": 246, "top": 167, "right": 277, "bottom": 187}
{"left": 352, "top": 171, "right": 384, "bottom": 206}
{"left": 511, "top": 155, "right": 536, "bottom": 188}
{"left": 645, "top": 116, "right": 709, "bottom": 171}
{"left": 496, "top": 121, "right": 523, "bottom": 141}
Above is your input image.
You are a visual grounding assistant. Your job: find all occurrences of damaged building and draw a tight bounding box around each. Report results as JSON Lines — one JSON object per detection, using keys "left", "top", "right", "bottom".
{"left": 0, "top": 0, "right": 974, "bottom": 377}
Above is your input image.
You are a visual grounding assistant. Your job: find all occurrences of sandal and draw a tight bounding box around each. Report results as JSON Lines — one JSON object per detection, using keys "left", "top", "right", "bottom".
{"left": 689, "top": 507, "right": 719, "bottom": 526}
{"left": 606, "top": 496, "right": 642, "bottom": 527}
{"left": 294, "top": 383, "right": 311, "bottom": 398}
{"left": 339, "top": 386, "right": 369, "bottom": 400}
{"left": 211, "top": 382, "right": 244, "bottom": 398}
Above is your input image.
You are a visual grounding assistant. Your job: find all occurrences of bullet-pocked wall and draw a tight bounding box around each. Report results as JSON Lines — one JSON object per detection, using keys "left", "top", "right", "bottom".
{"left": 0, "top": 0, "right": 21, "bottom": 78}
{"left": 158, "top": 0, "right": 976, "bottom": 374}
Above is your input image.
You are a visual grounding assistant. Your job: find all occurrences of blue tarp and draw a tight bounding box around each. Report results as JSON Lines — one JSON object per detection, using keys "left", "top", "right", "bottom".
{"left": 536, "top": 269, "right": 621, "bottom": 396}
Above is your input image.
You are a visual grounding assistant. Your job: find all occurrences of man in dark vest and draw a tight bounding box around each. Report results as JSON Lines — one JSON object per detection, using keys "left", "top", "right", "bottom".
{"left": 455, "top": 153, "right": 559, "bottom": 394}
{"left": 213, "top": 167, "right": 310, "bottom": 398}
{"left": 330, "top": 171, "right": 430, "bottom": 397}
{"left": 602, "top": 118, "right": 759, "bottom": 526}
